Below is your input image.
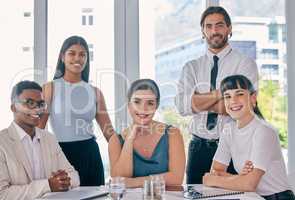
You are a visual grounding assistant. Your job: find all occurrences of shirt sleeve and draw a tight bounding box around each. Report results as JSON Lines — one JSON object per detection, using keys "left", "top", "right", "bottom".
{"left": 250, "top": 124, "right": 279, "bottom": 172}
{"left": 175, "top": 61, "right": 198, "bottom": 116}
{"left": 238, "top": 57, "right": 259, "bottom": 91}
{"left": 0, "top": 149, "right": 50, "bottom": 200}
{"left": 213, "top": 129, "right": 232, "bottom": 166}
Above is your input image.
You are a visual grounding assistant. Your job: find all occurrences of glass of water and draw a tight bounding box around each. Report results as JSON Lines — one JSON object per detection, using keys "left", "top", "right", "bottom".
{"left": 109, "top": 177, "right": 125, "bottom": 200}
{"left": 150, "top": 175, "right": 166, "bottom": 199}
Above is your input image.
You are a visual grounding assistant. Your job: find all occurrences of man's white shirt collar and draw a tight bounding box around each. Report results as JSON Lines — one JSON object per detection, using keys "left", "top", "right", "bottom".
{"left": 206, "top": 44, "right": 232, "bottom": 64}
{"left": 13, "top": 121, "right": 41, "bottom": 141}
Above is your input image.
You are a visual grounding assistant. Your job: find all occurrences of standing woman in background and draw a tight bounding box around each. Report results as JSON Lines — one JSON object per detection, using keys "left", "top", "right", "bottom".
{"left": 38, "top": 35, "right": 115, "bottom": 186}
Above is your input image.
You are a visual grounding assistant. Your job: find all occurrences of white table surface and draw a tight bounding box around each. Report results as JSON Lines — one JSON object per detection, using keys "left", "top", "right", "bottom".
{"left": 39, "top": 185, "right": 264, "bottom": 200}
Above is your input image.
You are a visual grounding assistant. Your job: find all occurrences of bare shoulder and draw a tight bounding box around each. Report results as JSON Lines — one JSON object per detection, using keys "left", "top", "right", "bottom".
{"left": 91, "top": 86, "right": 102, "bottom": 94}
{"left": 153, "top": 121, "right": 168, "bottom": 134}
{"left": 43, "top": 81, "right": 53, "bottom": 90}
{"left": 92, "top": 86, "right": 106, "bottom": 101}
{"left": 167, "top": 125, "right": 181, "bottom": 135}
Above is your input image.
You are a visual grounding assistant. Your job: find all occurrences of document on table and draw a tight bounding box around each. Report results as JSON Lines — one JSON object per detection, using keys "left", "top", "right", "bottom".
{"left": 37, "top": 186, "right": 108, "bottom": 200}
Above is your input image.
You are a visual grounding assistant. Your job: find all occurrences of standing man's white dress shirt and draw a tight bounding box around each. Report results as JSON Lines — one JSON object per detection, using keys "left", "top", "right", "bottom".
{"left": 175, "top": 44, "right": 258, "bottom": 139}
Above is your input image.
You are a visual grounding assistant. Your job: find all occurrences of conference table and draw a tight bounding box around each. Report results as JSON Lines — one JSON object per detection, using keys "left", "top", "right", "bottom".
{"left": 40, "top": 185, "right": 264, "bottom": 200}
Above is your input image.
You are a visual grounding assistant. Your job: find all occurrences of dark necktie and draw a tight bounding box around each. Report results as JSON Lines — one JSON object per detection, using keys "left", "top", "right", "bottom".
{"left": 206, "top": 55, "right": 219, "bottom": 130}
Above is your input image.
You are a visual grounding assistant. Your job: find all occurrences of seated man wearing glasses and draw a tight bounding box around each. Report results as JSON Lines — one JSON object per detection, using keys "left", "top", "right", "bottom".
{"left": 0, "top": 80, "right": 80, "bottom": 200}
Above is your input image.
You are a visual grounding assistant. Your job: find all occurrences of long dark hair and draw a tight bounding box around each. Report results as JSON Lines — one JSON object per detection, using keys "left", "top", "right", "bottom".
{"left": 220, "top": 75, "right": 264, "bottom": 119}
{"left": 53, "top": 35, "right": 90, "bottom": 82}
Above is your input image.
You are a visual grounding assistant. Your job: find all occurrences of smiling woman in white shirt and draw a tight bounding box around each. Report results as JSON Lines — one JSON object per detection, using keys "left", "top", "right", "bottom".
{"left": 203, "top": 75, "right": 295, "bottom": 200}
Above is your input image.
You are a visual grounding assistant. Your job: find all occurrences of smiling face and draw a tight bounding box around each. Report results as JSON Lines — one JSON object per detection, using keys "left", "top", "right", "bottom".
{"left": 202, "top": 13, "right": 232, "bottom": 52}
{"left": 12, "top": 89, "right": 44, "bottom": 129}
{"left": 62, "top": 44, "right": 87, "bottom": 75}
{"left": 223, "top": 87, "right": 257, "bottom": 124}
{"left": 128, "top": 89, "right": 157, "bottom": 126}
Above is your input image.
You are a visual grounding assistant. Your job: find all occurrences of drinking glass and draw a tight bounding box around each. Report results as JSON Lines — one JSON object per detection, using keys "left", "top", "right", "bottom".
{"left": 109, "top": 177, "right": 125, "bottom": 200}
{"left": 150, "top": 175, "right": 166, "bottom": 200}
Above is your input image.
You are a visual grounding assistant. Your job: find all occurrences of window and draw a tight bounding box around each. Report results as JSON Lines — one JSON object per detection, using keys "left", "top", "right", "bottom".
{"left": 282, "top": 24, "right": 286, "bottom": 42}
{"left": 269, "top": 22, "right": 279, "bottom": 42}
{"left": 261, "top": 49, "right": 279, "bottom": 59}
{"left": 22, "top": 46, "right": 31, "bottom": 52}
{"left": 89, "top": 15, "right": 93, "bottom": 25}
{"left": 139, "top": 0, "right": 206, "bottom": 151}
{"left": 48, "top": 0, "right": 114, "bottom": 179}
{"left": 82, "top": 15, "right": 94, "bottom": 26}
{"left": 24, "top": 11, "right": 31, "bottom": 17}
{"left": 0, "top": 0, "right": 34, "bottom": 129}
{"left": 221, "top": 0, "right": 288, "bottom": 164}
{"left": 88, "top": 43, "right": 94, "bottom": 61}
{"left": 82, "top": 15, "right": 86, "bottom": 25}
{"left": 82, "top": 8, "right": 94, "bottom": 26}
{"left": 261, "top": 64, "right": 279, "bottom": 75}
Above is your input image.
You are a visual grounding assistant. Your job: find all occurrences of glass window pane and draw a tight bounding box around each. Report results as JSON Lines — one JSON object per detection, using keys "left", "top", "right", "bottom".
{"left": 0, "top": 0, "right": 34, "bottom": 129}
{"left": 48, "top": 0, "right": 114, "bottom": 178}
{"left": 220, "top": 0, "right": 288, "bottom": 163}
{"left": 139, "top": 0, "right": 206, "bottom": 154}
{"left": 89, "top": 15, "right": 94, "bottom": 25}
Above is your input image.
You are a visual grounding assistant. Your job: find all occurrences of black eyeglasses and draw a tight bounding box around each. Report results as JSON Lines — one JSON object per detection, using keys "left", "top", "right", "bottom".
{"left": 15, "top": 98, "right": 47, "bottom": 109}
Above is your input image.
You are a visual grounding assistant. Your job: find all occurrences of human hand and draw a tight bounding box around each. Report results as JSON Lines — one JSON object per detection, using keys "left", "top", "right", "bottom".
{"left": 202, "top": 172, "right": 217, "bottom": 187}
{"left": 240, "top": 160, "right": 254, "bottom": 175}
{"left": 48, "top": 170, "right": 71, "bottom": 192}
{"left": 211, "top": 169, "right": 223, "bottom": 176}
{"left": 213, "top": 90, "right": 223, "bottom": 100}
{"left": 126, "top": 124, "right": 150, "bottom": 140}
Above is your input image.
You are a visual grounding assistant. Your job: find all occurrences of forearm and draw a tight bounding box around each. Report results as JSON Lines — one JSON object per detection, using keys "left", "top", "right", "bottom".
{"left": 111, "top": 138, "right": 134, "bottom": 177}
{"left": 208, "top": 175, "right": 257, "bottom": 192}
{"left": 210, "top": 99, "right": 228, "bottom": 115}
{"left": 212, "top": 170, "right": 234, "bottom": 177}
{"left": 102, "top": 124, "right": 116, "bottom": 142}
{"left": 191, "top": 91, "right": 219, "bottom": 113}
{"left": 162, "top": 171, "right": 184, "bottom": 186}
{"left": 97, "top": 115, "right": 116, "bottom": 142}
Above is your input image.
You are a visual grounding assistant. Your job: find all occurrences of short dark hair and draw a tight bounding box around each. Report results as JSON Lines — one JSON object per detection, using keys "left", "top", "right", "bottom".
{"left": 53, "top": 35, "right": 90, "bottom": 82}
{"left": 127, "top": 79, "right": 160, "bottom": 108}
{"left": 200, "top": 6, "right": 231, "bottom": 27}
{"left": 11, "top": 80, "right": 42, "bottom": 103}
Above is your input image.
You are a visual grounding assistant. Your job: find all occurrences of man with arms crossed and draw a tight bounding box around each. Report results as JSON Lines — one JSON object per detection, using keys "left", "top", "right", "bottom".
{"left": 0, "top": 81, "right": 79, "bottom": 199}
{"left": 175, "top": 6, "right": 258, "bottom": 184}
